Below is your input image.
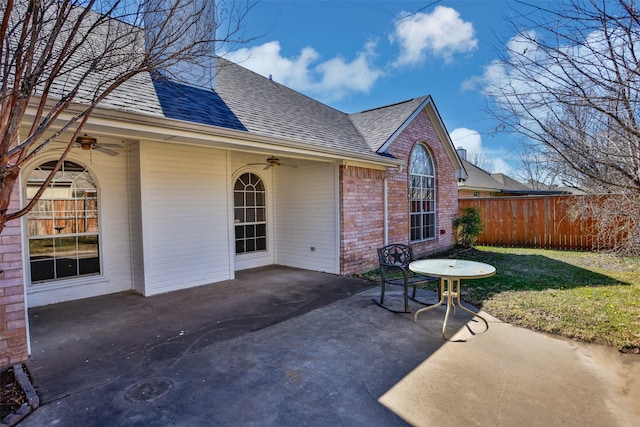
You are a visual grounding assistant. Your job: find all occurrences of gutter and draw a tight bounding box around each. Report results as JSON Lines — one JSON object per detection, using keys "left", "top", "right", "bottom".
{"left": 24, "top": 100, "right": 404, "bottom": 169}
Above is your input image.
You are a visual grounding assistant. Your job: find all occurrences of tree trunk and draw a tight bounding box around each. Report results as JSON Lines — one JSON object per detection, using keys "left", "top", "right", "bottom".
{"left": 0, "top": 165, "right": 20, "bottom": 235}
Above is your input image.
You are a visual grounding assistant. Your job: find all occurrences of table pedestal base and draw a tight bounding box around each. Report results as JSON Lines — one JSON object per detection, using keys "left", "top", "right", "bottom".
{"left": 413, "top": 277, "right": 488, "bottom": 339}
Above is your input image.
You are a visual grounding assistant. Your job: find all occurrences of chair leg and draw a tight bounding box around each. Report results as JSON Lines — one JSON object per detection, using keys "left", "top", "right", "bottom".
{"left": 404, "top": 280, "right": 410, "bottom": 313}
{"left": 372, "top": 278, "right": 411, "bottom": 314}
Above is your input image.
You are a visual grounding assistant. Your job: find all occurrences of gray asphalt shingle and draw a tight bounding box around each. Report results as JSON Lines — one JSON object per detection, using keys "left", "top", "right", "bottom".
{"left": 88, "top": 57, "right": 429, "bottom": 158}
{"left": 214, "top": 58, "right": 372, "bottom": 154}
{"left": 349, "top": 97, "right": 429, "bottom": 154}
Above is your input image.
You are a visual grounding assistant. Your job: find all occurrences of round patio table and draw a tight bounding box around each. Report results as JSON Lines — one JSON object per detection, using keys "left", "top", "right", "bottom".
{"left": 409, "top": 259, "right": 496, "bottom": 339}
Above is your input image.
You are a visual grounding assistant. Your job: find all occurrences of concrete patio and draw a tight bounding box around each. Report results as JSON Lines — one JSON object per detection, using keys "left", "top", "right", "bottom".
{"left": 21, "top": 266, "right": 640, "bottom": 426}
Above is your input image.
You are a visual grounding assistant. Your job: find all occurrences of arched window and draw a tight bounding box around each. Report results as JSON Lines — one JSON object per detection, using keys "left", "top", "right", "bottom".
{"left": 234, "top": 173, "right": 266, "bottom": 254}
{"left": 26, "top": 160, "right": 100, "bottom": 283}
{"left": 409, "top": 144, "right": 436, "bottom": 241}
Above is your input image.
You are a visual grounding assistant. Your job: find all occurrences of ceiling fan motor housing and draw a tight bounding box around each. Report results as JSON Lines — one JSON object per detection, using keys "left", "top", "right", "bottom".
{"left": 76, "top": 135, "right": 97, "bottom": 150}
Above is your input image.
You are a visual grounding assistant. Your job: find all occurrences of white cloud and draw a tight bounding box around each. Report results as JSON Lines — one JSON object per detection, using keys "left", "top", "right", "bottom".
{"left": 391, "top": 6, "right": 477, "bottom": 67}
{"left": 492, "top": 158, "right": 513, "bottom": 175}
{"left": 225, "top": 40, "right": 383, "bottom": 101}
{"left": 450, "top": 128, "right": 482, "bottom": 153}
{"left": 463, "top": 29, "right": 621, "bottom": 128}
{"left": 450, "top": 127, "right": 514, "bottom": 175}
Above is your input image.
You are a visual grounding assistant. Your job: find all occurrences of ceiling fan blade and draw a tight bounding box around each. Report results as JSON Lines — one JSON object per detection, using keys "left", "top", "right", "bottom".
{"left": 95, "top": 147, "right": 119, "bottom": 156}
{"left": 263, "top": 164, "right": 271, "bottom": 170}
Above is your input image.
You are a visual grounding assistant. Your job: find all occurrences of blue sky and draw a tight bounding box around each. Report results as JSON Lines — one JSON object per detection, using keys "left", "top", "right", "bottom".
{"left": 224, "top": 0, "right": 530, "bottom": 174}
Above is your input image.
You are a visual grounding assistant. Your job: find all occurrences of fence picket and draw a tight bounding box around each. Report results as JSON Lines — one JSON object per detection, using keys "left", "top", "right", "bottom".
{"left": 458, "top": 195, "right": 615, "bottom": 251}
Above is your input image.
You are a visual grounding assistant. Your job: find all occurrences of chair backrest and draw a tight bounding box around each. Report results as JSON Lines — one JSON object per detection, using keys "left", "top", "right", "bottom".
{"left": 378, "top": 244, "right": 415, "bottom": 268}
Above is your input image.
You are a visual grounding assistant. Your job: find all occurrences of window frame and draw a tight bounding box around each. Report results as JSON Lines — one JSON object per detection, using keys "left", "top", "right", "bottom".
{"left": 409, "top": 143, "right": 437, "bottom": 242}
{"left": 25, "top": 159, "right": 102, "bottom": 284}
{"left": 233, "top": 172, "right": 268, "bottom": 255}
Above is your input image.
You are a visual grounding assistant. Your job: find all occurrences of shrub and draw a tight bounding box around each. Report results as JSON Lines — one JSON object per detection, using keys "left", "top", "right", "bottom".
{"left": 454, "top": 207, "right": 483, "bottom": 248}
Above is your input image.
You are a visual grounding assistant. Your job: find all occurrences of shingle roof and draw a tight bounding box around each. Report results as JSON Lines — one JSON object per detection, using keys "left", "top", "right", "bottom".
{"left": 491, "top": 173, "right": 530, "bottom": 191}
{"left": 458, "top": 159, "right": 511, "bottom": 191}
{"left": 90, "top": 57, "right": 435, "bottom": 159}
{"left": 214, "top": 58, "right": 371, "bottom": 154}
{"left": 101, "top": 72, "right": 165, "bottom": 116}
{"left": 26, "top": 7, "right": 442, "bottom": 162}
{"left": 152, "top": 73, "right": 246, "bottom": 131}
{"left": 348, "top": 97, "right": 429, "bottom": 153}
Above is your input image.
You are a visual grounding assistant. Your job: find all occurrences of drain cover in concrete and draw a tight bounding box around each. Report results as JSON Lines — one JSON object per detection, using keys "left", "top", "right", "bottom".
{"left": 123, "top": 378, "right": 174, "bottom": 404}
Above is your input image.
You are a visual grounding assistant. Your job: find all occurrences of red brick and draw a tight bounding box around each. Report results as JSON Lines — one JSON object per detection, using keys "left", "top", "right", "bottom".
{"left": 0, "top": 327, "right": 26, "bottom": 339}
{"left": 2, "top": 286, "right": 23, "bottom": 296}
{"left": 0, "top": 266, "right": 24, "bottom": 280}
{"left": 0, "top": 250, "right": 23, "bottom": 262}
{"left": 7, "top": 319, "right": 26, "bottom": 330}
{"left": 0, "top": 294, "right": 24, "bottom": 305}
{"left": 4, "top": 311, "right": 25, "bottom": 322}
{"left": 0, "top": 243, "right": 21, "bottom": 253}
{"left": 8, "top": 333, "right": 27, "bottom": 347}
{"left": 0, "top": 276, "right": 23, "bottom": 287}
{"left": 5, "top": 302, "right": 25, "bottom": 313}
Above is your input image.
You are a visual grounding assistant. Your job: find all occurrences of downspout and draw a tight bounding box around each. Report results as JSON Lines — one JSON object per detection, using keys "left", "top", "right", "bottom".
{"left": 383, "top": 165, "right": 403, "bottom": 245}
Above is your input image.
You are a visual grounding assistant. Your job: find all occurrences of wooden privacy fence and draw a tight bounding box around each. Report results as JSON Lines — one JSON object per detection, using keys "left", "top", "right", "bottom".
{"left": 458, "top": 195, "right": 596, "bottom": 250}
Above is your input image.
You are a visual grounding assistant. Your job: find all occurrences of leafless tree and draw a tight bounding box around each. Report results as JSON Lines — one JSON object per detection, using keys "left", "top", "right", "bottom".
{"left": 485, "top": 0, "right": 640, "bottom": 254}
{"left": 570, "top": 193, "right": 640, "bottom": 256}
{"left": 514, "top": 143, "right": 563, "bottom": 190}
{"left": 0, "top": 0, "right": 254, "bottom": 234}
{"left": 466, "top": 149, "right": 496, "bottom": 173}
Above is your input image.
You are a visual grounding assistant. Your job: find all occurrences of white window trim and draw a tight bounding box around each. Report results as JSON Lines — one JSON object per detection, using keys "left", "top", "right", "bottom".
{"left": 409, "top": 144, "right": 437, "bottom": 243}
{"left": 22, "top": 157, "right": 105, "bottom": 287}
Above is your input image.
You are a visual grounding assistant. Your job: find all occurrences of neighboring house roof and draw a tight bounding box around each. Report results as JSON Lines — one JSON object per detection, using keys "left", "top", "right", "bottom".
{"left": 491, "top": 172, "right": 531, "bottom": 191}
{"left": 458, "top": 159, "right": 506, "bottom": 192}
{"left": 554, "top": 186, "right": 586, "bottom": 195}
{"left": 458, "top": 159, "right": 569, "bottom": 195}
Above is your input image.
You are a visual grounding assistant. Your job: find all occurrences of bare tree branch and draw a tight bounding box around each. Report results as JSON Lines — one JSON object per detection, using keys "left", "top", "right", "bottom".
{"left": 0, "top": 0, "right": 256, "bottom": 233}
{"left": 485, "top": 0, "right": 640, "bottom": 254}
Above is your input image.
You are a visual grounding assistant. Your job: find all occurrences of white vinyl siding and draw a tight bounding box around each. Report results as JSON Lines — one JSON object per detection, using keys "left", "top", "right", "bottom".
{"left": 275, "top": 162, "right": 338, "bottom": 273}
{"left": 128, "top": 141, "right": 145, "bottom": 294}
{"left": 139, "top": 141, "right": 230, "bottom": 295}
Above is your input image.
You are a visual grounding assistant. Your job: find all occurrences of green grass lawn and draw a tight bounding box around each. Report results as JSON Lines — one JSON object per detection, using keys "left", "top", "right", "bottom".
{"left": 440, "top": 247, "right": 640, "bottom": 353}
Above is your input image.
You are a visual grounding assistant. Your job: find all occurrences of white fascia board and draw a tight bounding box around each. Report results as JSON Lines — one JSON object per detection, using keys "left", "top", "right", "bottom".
{"left": 24, "top": 103, "right": 404, "bottom": 169}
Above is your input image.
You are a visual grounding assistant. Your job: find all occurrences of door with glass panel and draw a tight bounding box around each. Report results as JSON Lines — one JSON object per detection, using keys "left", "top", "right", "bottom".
{"left": 233, "top": 173, "right": 267, "bottom": 255}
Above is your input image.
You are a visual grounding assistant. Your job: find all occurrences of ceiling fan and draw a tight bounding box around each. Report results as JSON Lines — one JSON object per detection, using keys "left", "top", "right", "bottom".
{"left": 247, "top": 156, "right": 297, "bottom": 170}
{"left": 72, "top": 135, "right": 123, "bottom": 156}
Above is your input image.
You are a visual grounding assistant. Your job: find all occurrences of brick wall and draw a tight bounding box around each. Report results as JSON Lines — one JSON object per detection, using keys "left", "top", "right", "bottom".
{"left": 339, "top": 166, "right": 385, "bottom": 273}
{"left": 459, "top": 189, "right": 497, "bottom": 198}
{"left": 339, "top": 108, "right": 459, "bottom": 274}
{"left": 0, "top": 184, "right": 27, "bottom": 369}
{"left": 386, "top": 109, "right": 458, "bottom": 260}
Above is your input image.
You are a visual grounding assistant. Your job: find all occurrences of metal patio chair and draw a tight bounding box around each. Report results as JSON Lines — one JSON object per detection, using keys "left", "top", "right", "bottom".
{"left": 373, "top": 243, "right": 439, "bottom": 313}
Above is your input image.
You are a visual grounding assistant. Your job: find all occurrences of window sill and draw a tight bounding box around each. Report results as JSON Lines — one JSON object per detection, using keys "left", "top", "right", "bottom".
{"left": 27, "top": 274, "right": 107, "bottom": 294}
